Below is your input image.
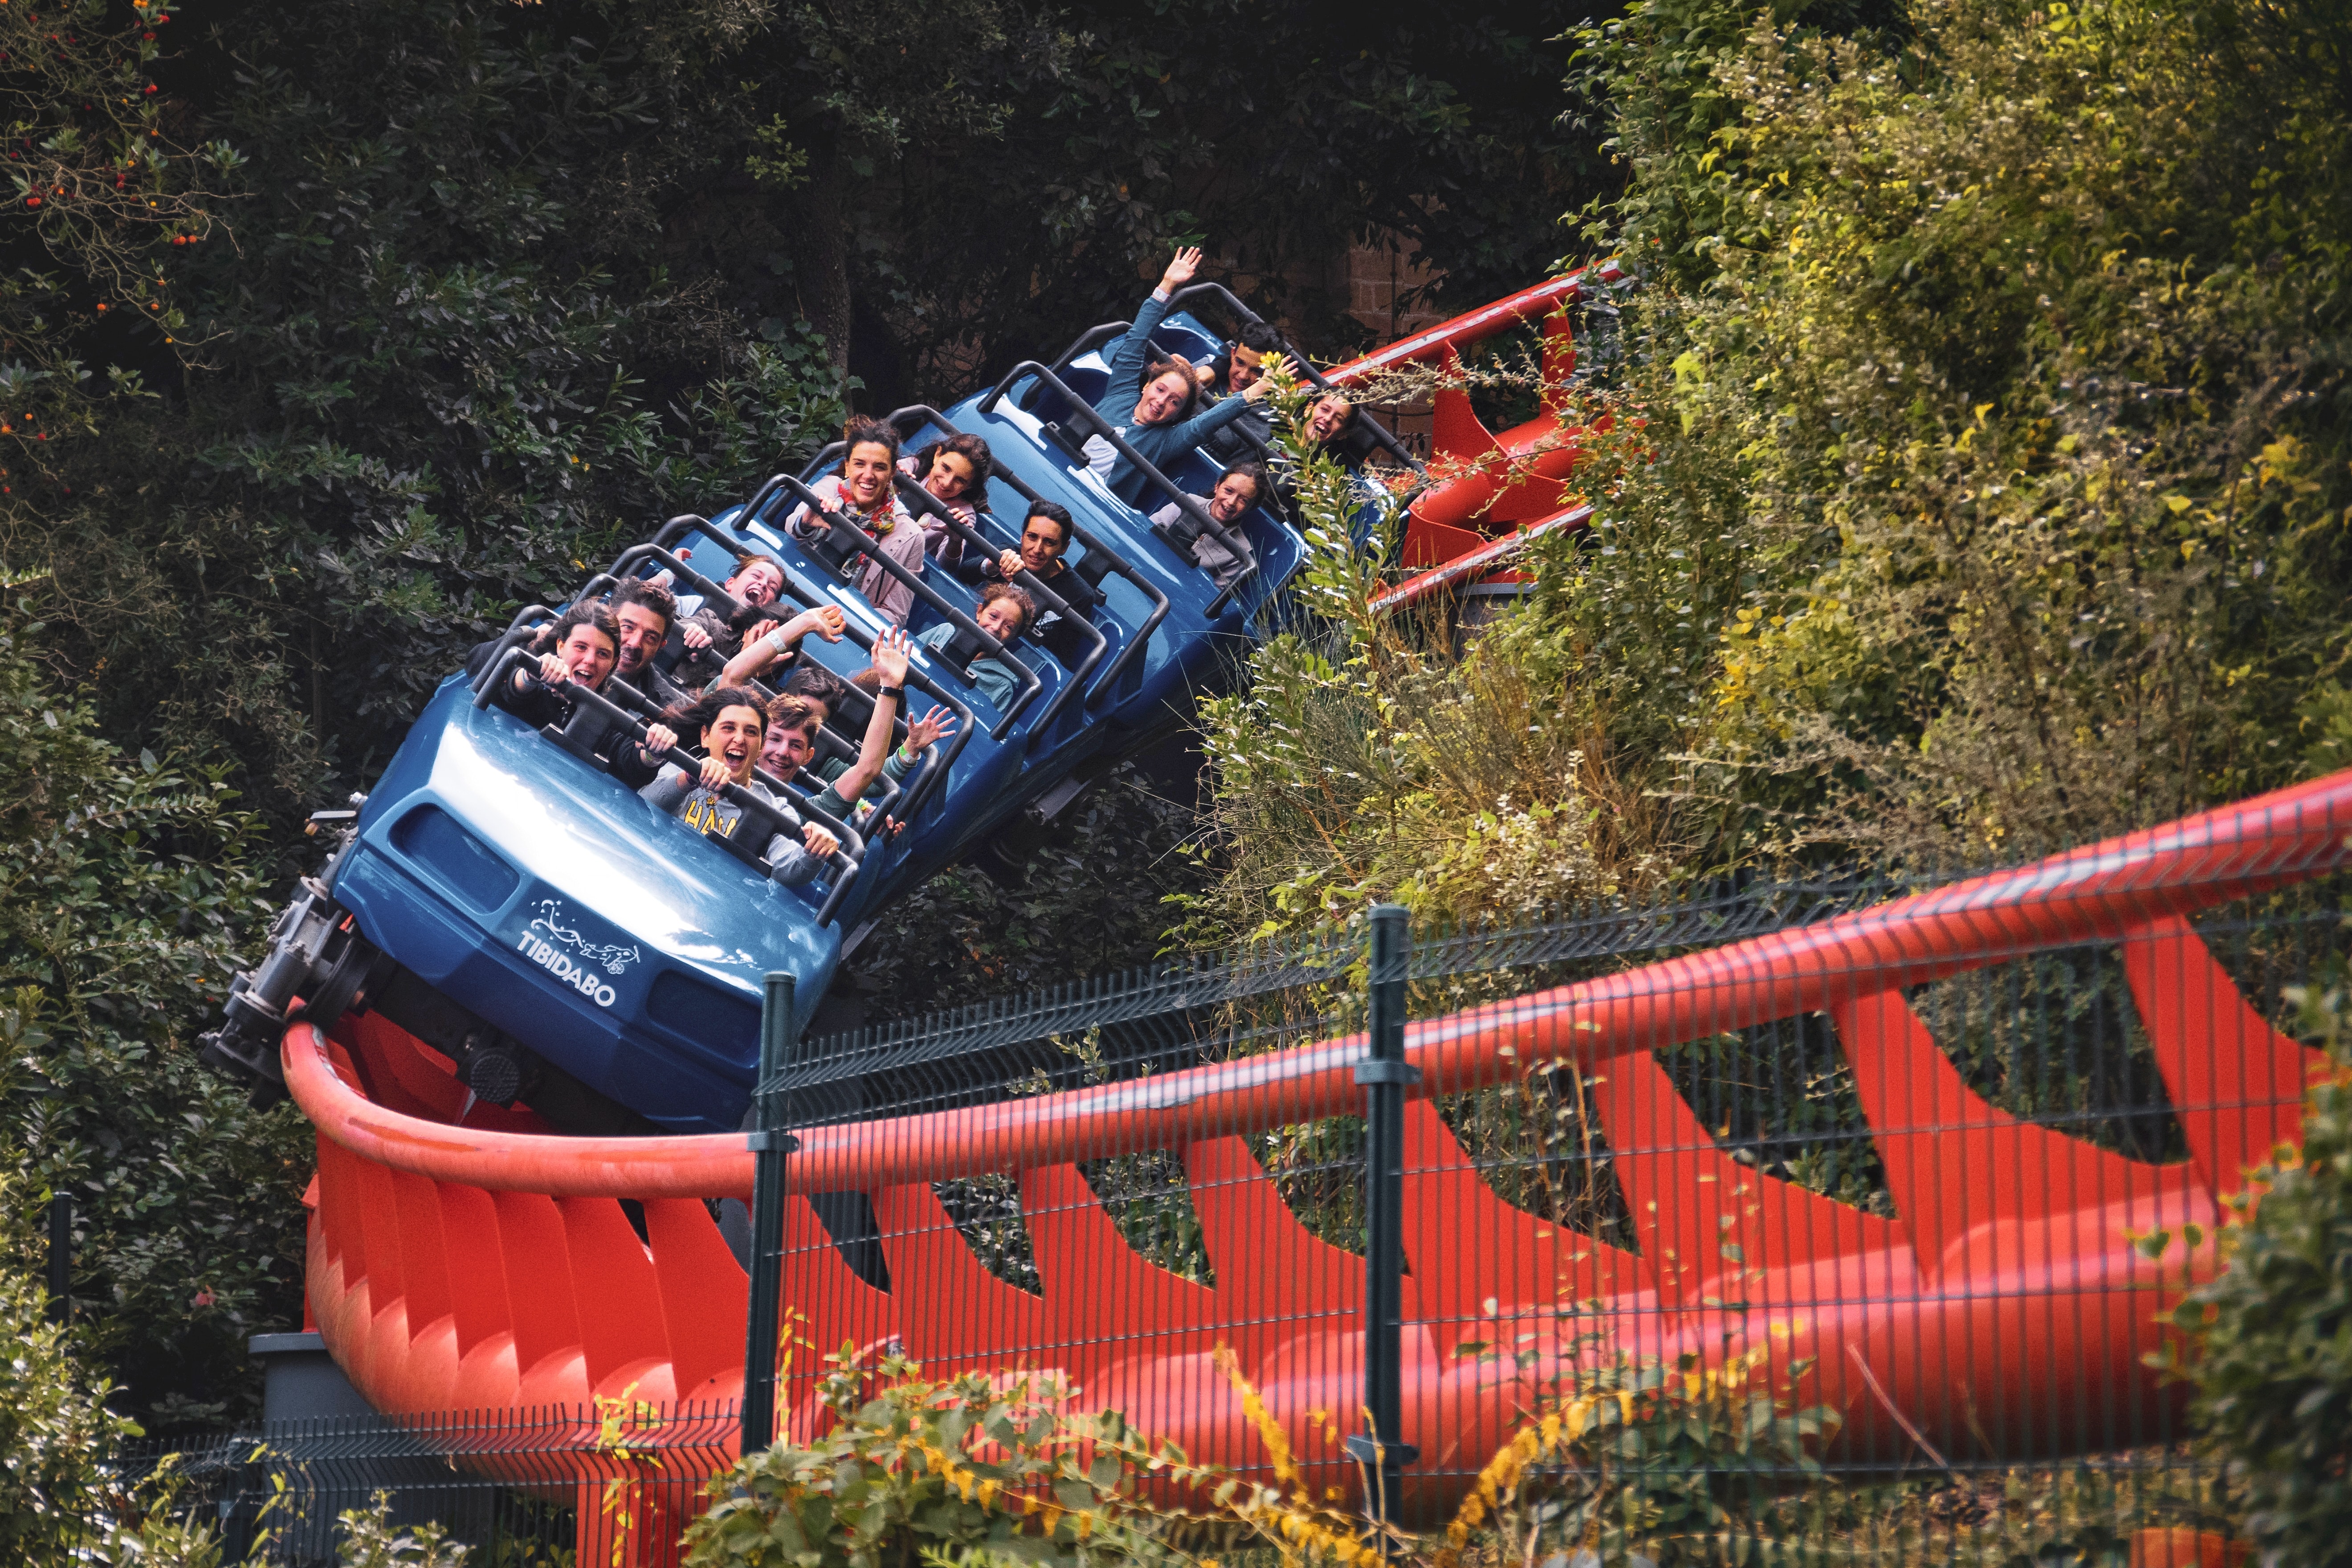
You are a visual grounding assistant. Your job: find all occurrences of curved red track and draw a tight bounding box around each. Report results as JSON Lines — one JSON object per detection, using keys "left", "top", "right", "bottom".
{"left": 292, "top": 770, "right": 2352, "bottom": 1561}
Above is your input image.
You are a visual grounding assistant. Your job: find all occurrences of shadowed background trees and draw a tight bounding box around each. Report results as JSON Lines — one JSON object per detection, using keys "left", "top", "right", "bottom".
{"left": 0, "top": 0, "right": 1593, "bottom": 1424}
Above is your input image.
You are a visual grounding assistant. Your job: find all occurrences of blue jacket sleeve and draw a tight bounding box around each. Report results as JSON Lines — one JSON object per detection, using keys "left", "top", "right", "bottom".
{"left": 1095, "top": 290, "right": 1174, "bottom": 424}
{"left": 1161, "top": 392, "right": 1254, "bottom": 455}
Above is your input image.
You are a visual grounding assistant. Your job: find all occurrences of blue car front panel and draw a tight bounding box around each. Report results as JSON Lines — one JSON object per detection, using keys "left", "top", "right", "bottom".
{"left": 330, "top": 675, "right": 842, "bottom": 1131}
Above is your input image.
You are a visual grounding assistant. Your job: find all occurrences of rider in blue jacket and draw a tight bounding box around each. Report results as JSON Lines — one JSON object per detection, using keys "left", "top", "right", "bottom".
{"left": 1086, "top": 246, "right": 1286, "bottom": 511}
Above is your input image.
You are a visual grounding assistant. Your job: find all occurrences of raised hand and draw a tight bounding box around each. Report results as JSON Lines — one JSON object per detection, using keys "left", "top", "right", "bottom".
{"left": 871, "top": 626, "right": 913, "bottom": 686}
{"left": 680, "top": 623, "right": 713, "bottom": 652}
{"left": 905, "top": 705, "right": 958, "bottom": 753}
{"left": 790, "top": 606, "right": 847, "bottom": 644}
{"left": 1159, "top": 245, "right": 1203, "bottom": 292}
{"left": 1243, "top": 354, "right": 1295, "bottom": 402}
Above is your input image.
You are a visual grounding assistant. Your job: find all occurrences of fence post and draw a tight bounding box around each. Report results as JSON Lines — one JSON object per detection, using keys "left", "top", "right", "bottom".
{"left": 45, "top": 1191, "right": 69, "bottom": 1321}
{"left": 1348, "top": 904, "right": 1418, "bottom": 1533}
{"left": 741, "top": 972, "right": 798, "bottom": 1459}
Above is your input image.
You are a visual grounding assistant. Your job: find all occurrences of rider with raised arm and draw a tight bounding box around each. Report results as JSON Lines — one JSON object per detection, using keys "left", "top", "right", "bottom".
{"left": 759, "top": 630, "right": 955, "bottom": 831}
{"left": 667, "top": 553, "right": 796, "bottom": 689}
{"left": 1084, "top": 247, "right": 1287, "bottom": 510}
{"left": 721, "top": 602, "right": 847, "bottom": 689}
{"left": 787, "top": 417, "right": 927, "bottom": 626}
{"left": 639, "top": 686, "right": 841, "bottom": 888}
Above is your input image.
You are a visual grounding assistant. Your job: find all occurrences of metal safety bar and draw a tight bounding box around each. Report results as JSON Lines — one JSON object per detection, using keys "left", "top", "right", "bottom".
{"left": 1045, "top": 320, "right": 1127, "bottom": 379}
{"left": 471, "top": 645, "right": 866, "bottom": 927}
{"left": 642, "top": 517, "right": 973, "bottom": 825}
{"left": 465, "top": 603, "right": 563, "bottom": 702}
{"left": 812, "top": 403, "right": 1171, "bottom": 714}
{"left": 978, "top": 360, "right": 1261, "bottom": 619}
{"left": 582, "top": 548, "right": 911, "bottom": 829}
{"left": 890, "top": 474, "right": 1107, "bottom": 735}
{"left": 746, "top": 478, "right": 1044, "bottom": 741}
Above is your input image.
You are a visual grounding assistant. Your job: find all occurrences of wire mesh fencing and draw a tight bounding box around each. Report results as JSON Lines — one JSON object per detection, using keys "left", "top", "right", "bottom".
{"left": 97, "top": 1402, "right": 738, "bottom": 1566}
{"left": 740, "top": 815, "right": 2349, "bottom": 1563}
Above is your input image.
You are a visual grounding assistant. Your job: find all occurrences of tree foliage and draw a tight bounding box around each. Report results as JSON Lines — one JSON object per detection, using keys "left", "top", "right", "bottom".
{"left": 2176, "top": 978, "right": 2352, "bottom": 1568}
{"left": 1194, "top": 0, "right": 2352, "bottom": 945}
{"left": 0, "top": 0, "right": 1582, "bottom": 1416}
{"left": 0, "top": 612, "right": 304, "bottom": 1425}
{"left": 0, "top": 1179, "right": 143, "bottom": 1565}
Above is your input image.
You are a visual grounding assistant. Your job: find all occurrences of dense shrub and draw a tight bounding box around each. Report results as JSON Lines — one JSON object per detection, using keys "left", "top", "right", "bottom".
{"left": 0, "top": 1196, "right": 140, "bottom": 1566}
{"left": 685, "top": 1350, "right": 1167, "bottom": 1568}
{"left": 2179, "top": 983, "right": 2352, "bottom": 1566}
{"left": 0, "top": 615, "right": 304, "bottom": 1425}
{"left": 1192, "top": 0, "right": 2352, "bottom": 943}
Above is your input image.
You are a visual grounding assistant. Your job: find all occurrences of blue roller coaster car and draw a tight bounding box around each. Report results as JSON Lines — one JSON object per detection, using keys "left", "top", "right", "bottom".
{"left": 200, "top": 297, "right": 1411, "bottom": 1133}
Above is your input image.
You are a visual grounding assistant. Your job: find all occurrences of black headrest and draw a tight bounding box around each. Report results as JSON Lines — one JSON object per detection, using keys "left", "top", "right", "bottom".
{"left": 1071, "top": 548, "right": 1116, "bottom": 590}
{"left": 1042, "top": 420, "right": 1093, "bottom": 465}
{"left": 940, "top": 624, "right": 990, "bottom": 673}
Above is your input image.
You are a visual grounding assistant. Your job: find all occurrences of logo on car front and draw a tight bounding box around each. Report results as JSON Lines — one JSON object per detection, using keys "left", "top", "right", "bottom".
{"left": 515, "top": 898, "right": 640, "bottom": 1008}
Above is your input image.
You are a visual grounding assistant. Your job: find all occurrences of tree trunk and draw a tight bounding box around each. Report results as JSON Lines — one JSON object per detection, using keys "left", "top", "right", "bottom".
{"left": 793, "top": 138, "right": 854, "bottom": 384}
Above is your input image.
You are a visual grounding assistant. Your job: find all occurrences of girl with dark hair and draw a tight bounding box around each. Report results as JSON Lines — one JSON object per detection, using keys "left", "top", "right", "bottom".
{"left": 786, "top": 415, "right": 926, "bottom": 626}
{"left": 482, "top": 602, "right": 619, "bottom": 730}
{"left": 900, "top": 432, "right": 993, "bottom": 567}
{"left": 637, "top": 686, "right": 840, "bottom": 887}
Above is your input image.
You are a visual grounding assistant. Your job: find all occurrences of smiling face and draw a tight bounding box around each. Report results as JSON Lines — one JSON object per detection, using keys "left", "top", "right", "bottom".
{"left": 612, "top": 603, "right": 667, "bottom": 674}
{"left": 1306, "top": 395, "right": 1353, "bottom": 444}
{"left": 702, "top": 704, "right": 765, "bottom": 785}
{"left": 558, "top": 625, "right": 617, "bottom": 688}
{"left": 1018, "top": 514, "right": 1069, "bottom": 576}
{"left": 1208, "top": 471, "right": 1261, "bottom": 524}
{"left": 728, "top": 560, "right": 784, "bottom": 607}
{"left": 925, "top": 451, "right": 977, "bottom": 503}
{"left": 842, "top": 440, "right": 896, "bottom": 509}
{"left": 1226, "top": 343, "right": 1265, "bottom": 393}
{"left": 1133, "top": 369, "right": 1193, "bottom": 426}
{"left": 760, "top": 716, "right": 816, "bottom": 779}
{"left": 974, "top": 597, "right": 1026, "bottom": 643}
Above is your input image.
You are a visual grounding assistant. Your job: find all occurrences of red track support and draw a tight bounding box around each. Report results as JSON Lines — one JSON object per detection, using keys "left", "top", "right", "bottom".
{"left": 285, "top": 770, "right": 2352, "bottom": 1561}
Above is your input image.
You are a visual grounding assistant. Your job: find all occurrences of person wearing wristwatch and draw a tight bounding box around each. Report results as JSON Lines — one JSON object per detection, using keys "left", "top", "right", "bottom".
{"left": 758, "top": 629, "right": 956, "bottom": 830}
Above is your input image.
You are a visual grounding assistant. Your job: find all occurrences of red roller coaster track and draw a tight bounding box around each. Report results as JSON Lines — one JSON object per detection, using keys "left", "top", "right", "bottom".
{"left": 1324, "top": 265, "right": 1622, "bottom": 610}
{"left": 286, "top": 768, "right": 2348, "bottom": 1563}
